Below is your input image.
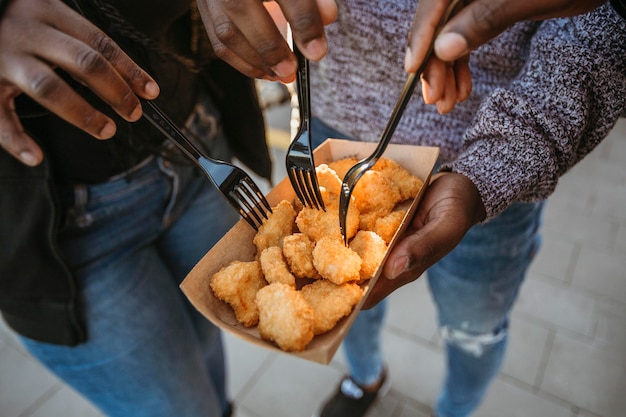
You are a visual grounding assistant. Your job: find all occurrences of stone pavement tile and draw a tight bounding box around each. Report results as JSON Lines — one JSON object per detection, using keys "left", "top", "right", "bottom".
{"left": 474, "top": 378, "right": 572, "bottom": 417}
{"left": 541, "top": 204, "right": 616, "bottom": 251}
{"left": 501, "top": 316, "right": 551, "bottom": 387}
{"left": 615, "top": 219, "right": 626, "bottom": 252}
{"left": 514, "top": 276, "right": 597, "bottom": 337}
{"left": 26, "top": 385, "right": 102, "bottom": 417}
{"left": 528, "top": 233, "right": 578, "bottom": 283}
{"left": 380, "top": 329, "right": 445, "bottom": 409}
{"left": 594, "top": 307, "right": 626, "bottom": 354}
{"left": 570, "top": 245, "right": 626, "bottom": 303}
{"left": 0, "top": 344, "right": 59, "bottom": 417}
{"left": 396, "top": 400, "right": 433, "bottom": 417}
{"left": 540, "top": 332, "right": 626, "bottom": 417}
{"left": 385, "top": 276, "right": 439, "bottom": 343}
{"left": 224, "top": 333, "right": 274, "bottom": 399}
{"left": 236, "top": 351, "right": 340, "bottom": 417}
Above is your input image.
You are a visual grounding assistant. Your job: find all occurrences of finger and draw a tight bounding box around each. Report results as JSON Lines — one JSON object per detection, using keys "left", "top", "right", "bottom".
{"left": 50, "top": 5, "right": 159, "bottom": 117}
{"left": 420, "top": 57, "right": 447, "bottom": 104}
{"left": 199, "top": 0, "right": 294, "bottom": 81}
{"left": 434, "top": 0, "right": 529, "bottom": 61}
{"left": 454, "top": 56, "right": 472, "bottom": 102}
{"left": 0, "top": 89, "right": 43, "bottom": 166}
{"left": 277, "top": 0, "right": 328, "bottom": 60}
{"left": 12, "top": 56, "right": 117, "bottom": 139}
{"left": 405, "top": 0, "right": 450, "bottom": 73}
{"left": 315, "top": 0, "right": 338, "bottom": 25}
{"left": 436, "top": 64, "right": 458, "bottom": 114}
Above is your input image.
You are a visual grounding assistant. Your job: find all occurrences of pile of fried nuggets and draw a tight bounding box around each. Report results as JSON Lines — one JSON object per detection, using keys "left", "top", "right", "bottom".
{"left": 210, "top": 157, "right": 424, "bottom": 352}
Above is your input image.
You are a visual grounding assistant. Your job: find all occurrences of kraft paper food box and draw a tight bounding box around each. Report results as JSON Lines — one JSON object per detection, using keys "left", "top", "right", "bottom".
{"left": 181, "top": 139, "right": 439, "bottom": 364}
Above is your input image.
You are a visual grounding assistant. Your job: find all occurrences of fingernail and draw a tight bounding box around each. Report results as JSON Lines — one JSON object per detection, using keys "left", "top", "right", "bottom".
{"left": 271, "top": 59, "right": 297, "bottom": 79}
{"left": 144, "top": 81, "right": 160, "bottom": 97}
{"left": 435, "top": 32, "right": 468, "bottom": 61}
{"left": 99, "top": 122, "right": 116, "bottom": 139}
{"left": 129, "top": 104, "right": 142, "bottom": 121}
{"left": 404, "top": 47, "right": 413, "bottom": 72}
{"left": 19, "top": 151, "right": 38, "bottom": 166}
{"left": 422, "top": 79, "right": 432, "bottom": 103}
{"left": 389, "top": 255, "right": 410, "bottom": 280}
{"left": 303, "top": 38, "right": 327, "bottom": 60}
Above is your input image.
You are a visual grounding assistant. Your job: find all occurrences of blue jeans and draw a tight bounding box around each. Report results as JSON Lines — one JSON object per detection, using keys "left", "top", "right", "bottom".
{"left": 19, "top": 149, "right": 239, "bottom": 416}
{"left": 312, "top": 118, "right": 544, "bottom": 415}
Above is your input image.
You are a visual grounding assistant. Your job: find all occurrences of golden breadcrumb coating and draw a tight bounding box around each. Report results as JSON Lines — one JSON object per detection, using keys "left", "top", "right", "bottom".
{"left": 373, "top": 209, "right": 406, "bottom": 244}
{"left": 259, "top": 246, "right": 296, "bottom": 288}
{"left": 315, "top": 164, "right": 343, "bottom": 195}
{"left": 372, "top": 158, "right": 424, "bottom": 201}
{"left": 352, "top": 170, "right": 401, "bottom": 215}
{"left": 282, "top": 233, "right": 320, "bottom": 279}
{"left": 210, "top": 260, "right": 266, "bottom": 327}
{"left": 300, "top": 280, "right": 364, "bottom": 334}
{"left": 349, "top": 230, "right": 388, "bottom": 280}
{"left": 327, "top": 157, "right": 359, "bottom": 178}
{"left": 312, "top": 236, "right": 362, "bottom": 284}
{"left": 295, "top": 205, "right": 360, "bottom": 242}
{"left": 255, "top": 283, "right": 315, "bottom": 352}
{"left": 253, "top": 200, "right": 297, "bottom": 253}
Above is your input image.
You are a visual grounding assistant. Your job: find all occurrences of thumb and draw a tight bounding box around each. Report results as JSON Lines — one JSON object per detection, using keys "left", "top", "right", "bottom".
{"left": 434, "top": 0, "right": 525, "bottom": 61}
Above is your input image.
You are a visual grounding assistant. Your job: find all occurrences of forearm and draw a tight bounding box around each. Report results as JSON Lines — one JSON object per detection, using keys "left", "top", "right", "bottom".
{"left": 450, "top": 3, "right": 626, "bottom": 219}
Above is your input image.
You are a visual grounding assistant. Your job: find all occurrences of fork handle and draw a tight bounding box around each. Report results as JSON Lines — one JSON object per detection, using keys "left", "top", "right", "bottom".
{"left": 141, "top": 99, "right": 204, "bottom": 163}
{"left": 293, "top": 45, "right": 312, "bottom": 131}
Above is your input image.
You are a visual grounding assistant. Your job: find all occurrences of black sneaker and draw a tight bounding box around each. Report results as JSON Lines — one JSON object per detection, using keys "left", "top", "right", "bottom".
{"left": 312, "top": 371, "right": 390, "bottom": 417}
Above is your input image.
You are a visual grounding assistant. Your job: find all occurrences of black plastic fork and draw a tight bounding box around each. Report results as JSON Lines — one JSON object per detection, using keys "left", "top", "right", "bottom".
{"left": 141, "top": 99, "right": 272, "bottom": 230}
{"left": 285, "top": 45, "right": 325, "bottom": 211}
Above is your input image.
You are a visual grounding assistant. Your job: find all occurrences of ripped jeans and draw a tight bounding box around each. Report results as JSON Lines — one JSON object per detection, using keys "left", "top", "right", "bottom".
{"left": 311, "top": 117, "right": 544, "bottom": 416}
{"left": 428, "top": 201, "right": 543, "bottom": 417}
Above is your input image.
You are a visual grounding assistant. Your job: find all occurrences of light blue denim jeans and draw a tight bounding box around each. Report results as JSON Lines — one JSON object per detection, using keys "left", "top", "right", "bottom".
{"left": 20, "top": 105, "right": 240, "bottom": 416}
{"left": 312, "top": 118, "right": 544, "bottom": 416}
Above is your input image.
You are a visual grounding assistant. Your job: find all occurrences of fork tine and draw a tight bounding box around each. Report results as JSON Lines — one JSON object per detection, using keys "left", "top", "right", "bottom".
{"left": 290, "top": 168, "right": 324, "bottom": 210}
{"left": 303, "top": 169, "right": 325, "bottom": 210}
{"left": 228, "top": 179, "right": 272, "bottom": 231}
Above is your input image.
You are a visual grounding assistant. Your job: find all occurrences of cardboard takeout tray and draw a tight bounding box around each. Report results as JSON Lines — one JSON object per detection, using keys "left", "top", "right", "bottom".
{"left": 180, "top": 139, "right": 439, "bottom": 364}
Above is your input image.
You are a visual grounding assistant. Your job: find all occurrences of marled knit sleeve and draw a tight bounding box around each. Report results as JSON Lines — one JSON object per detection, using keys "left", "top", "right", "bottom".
{"left": 448, "top": 3, "right": 626, "bottom": 220}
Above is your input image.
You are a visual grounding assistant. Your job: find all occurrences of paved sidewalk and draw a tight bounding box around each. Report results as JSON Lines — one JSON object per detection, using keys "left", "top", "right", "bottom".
{"left": 1, "top": 113, "right": 624, "bottom": 417}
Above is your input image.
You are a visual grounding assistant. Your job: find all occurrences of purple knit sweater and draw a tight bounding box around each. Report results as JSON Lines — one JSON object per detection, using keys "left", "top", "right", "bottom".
{"left": 309, "top": 1, "right": 626, "bottom": 219}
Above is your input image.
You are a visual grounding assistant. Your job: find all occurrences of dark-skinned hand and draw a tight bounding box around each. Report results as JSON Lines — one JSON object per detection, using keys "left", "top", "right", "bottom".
{"left": 405, "top": 0, "right": 605, "bottom": 114}
{"left": 197, "top": 0, "right": 337, "bottom": 83}
{"left": 362, "top": 172, "right": 486, "bottom": 309}
{"left": 0, "top": 0, "right": 159, "bottom": 166}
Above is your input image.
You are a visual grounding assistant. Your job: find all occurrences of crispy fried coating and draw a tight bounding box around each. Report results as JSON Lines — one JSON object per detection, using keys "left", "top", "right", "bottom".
{"left": 312, "top": 236, "right": 362, "bottom": 284}
{"left": 349, "top": 230, "right": 387, "bottom": 280}
{"left": 253, "top": 200, "right": 297, "bottom": 253}
{"left": 352, "top": 170, "right": 401, "bottom": 215}
{"left": 296, "top": 205, "right": 360, "bottom": 242}
{"left": 315, "top": 164, "right": 342, "bottom": 196}
{"left": 259, "top": 246, "right": 296, "bottom": 288}
{"left": 255, "top": 283, "right": 315, "bottom": 352}
{"left": 373, "top": 209, "right": 406, "bottom": 244}
{"left": 300, "top": 280, "right": 364, "bottom": 334}
{"left": 372, "top": 158, "right": 424, "bottom": 201}
{"left": 282, "top": 233, "right": 320, "bottom": 279}
{"left": 210, "top": 260, "right": 266, "bottom": 327}
{"left": 327, "top": 157, "right": 359, "bottom": 178}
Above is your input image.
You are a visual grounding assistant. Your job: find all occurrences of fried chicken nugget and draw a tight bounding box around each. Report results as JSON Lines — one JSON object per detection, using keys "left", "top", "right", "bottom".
{"left": 327, "top": 157, "right": 359, "bottom": 178}
{"left": 253, "top": 200, "right": 297, "bottom": 253}
{"left": 312, "top": 236, "right": 362, "bottom": 284}
{"left": 373, "top": 209, "right": 407, "bottom": 244}
{"left": 300, "top": 280, "right": 364, "bottom": 334}
{"left": 315, "top": 164, "right": 342, "bottom": 196}
{"left": 255, "top": 283, "right": 315, "bottom": 352}
{"left": 259, "top": 246, "right": 296, "bottom": 288}
{"left": 372, "top": 158, "right": 424, "bottom": 201}
{"left": 352, "top": 170, "right": 401, "bottom": 215}
{"left": 282, "top": 233, "right": 320, "bottom": 279}
{"left": 296, "top": 205, "right": 360, "bottom": 242}
{"left": 210, "top": 260, "right": 266, "bottom": 327}
{"left": 349, "top": 230, "right": 387, "bottom": 280}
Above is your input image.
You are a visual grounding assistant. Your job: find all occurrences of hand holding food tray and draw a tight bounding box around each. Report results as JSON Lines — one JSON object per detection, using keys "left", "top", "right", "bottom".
{"left": 180, "top": 139, "right": 439, "bottom": 364}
